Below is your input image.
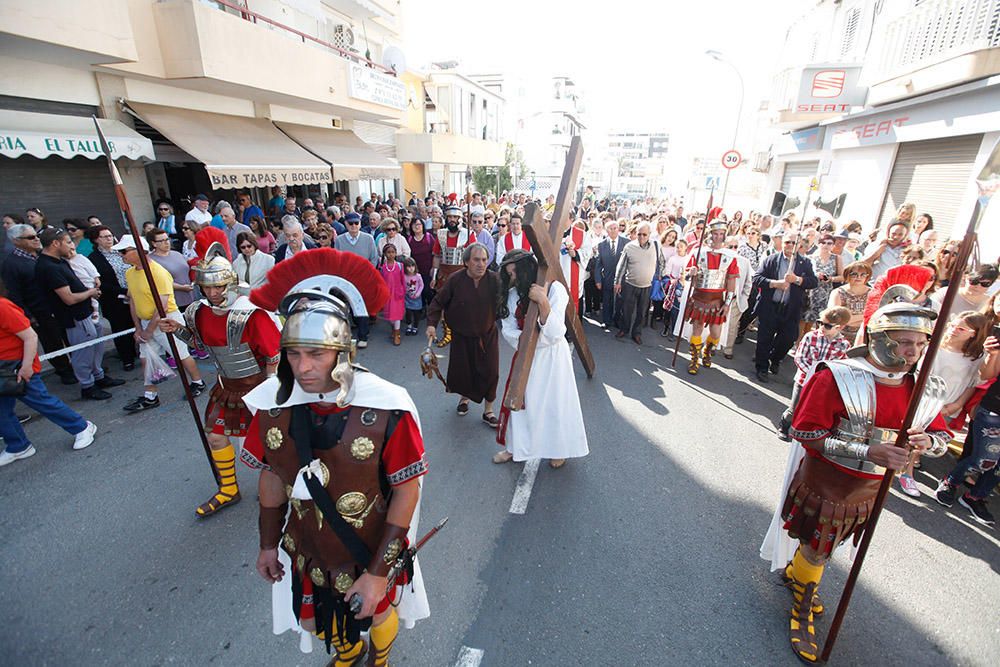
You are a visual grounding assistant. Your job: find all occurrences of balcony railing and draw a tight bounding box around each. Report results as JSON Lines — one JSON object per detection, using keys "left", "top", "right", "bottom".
{"left": 204, "top": 0, "right": 396, "bottom": 75}
{"left": 876, "top": 0, "right": 1000, "bottom": 81}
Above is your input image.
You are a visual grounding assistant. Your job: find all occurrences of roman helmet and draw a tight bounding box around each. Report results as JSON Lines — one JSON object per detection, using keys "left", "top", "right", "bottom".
{"left": 189, "top": 227, "right": 241, "bottom": 308}
{"left": 863, "top": 302, "right": 936, "bottom": 368}
{"left": 249, "top": 248, "right": 388, "bottom": 405}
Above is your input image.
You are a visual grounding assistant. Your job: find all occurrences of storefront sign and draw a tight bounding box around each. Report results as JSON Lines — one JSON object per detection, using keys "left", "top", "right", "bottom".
{"left": 206, "top": 166, "right": 333, "bottom": 189}
{"left": 0, "top": 132, "right": 153, "bottom": 161}
{"left": 795, "top": 65, "right": 866, "bottom": 113}
{"left": 348, "top": 63, "right": 407, "bottom": 111}
{"left": 791, "top": 126, "right": 825, "bottom": 151}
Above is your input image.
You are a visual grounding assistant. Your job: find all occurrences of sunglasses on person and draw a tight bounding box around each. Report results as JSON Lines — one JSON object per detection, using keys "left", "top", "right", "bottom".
{"left": 347, "top": 221, "right": 360, "bottom": 226}
{"left": 385, "top": 227, "right": 397, "bottom": 232}
{"left": 970, "top": 279, "right": 995, "bottom": 287}
{"left": 816, "top": 321, "right": 840, "bottom": 330}
{"left": 65, "top": 226, "right": 79, "bottom": 233}
{"left": 498, "top": 223, "right": 508, "bottom": 228}
{"left": 18, "top": 234, "right": 39, "bottom": 241}
{"left": 158, "top": 207, "right": 171, "bottom": 212}
{"left": 316, "top": 235, "right": 329, "bottom": 241}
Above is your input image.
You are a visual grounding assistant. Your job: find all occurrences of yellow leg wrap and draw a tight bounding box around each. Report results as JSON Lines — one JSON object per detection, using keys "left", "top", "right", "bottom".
{"left": 691, "top": 335, "right": 703, "bottom": 346}
{"left": 330, "top": 634, "right": 365, "bottom": 667}
{"left": 790, "top": 548, "right": 824, "bottom": 585}
{"left": 195, "top": 444, "right": 241, "bottom": 516}
{"left": 369, "top": 608, "right": 399, "bottom": 667}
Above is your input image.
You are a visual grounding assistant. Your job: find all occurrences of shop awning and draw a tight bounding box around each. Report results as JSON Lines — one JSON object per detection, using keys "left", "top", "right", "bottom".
{"left": 126, "top": 102, "right": 332, "bottom": 189}
{"left": 0, "top": 110, "right": 155, "bottom": 162}
{"left": 275, "top": 122, "right": 400, "bottom": 181}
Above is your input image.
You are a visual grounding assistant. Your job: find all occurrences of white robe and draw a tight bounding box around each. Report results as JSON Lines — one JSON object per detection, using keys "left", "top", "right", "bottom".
{"left": 242, "top": 373, "right": 431, "bottom": 651}
{"left": 501, "top": 282, "right": 589, "bottom": 461}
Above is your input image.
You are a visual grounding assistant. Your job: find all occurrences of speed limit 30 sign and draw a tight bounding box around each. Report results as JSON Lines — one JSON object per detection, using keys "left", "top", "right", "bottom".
{"left": 721, "top": 150, "right": 742, "bottom": 170}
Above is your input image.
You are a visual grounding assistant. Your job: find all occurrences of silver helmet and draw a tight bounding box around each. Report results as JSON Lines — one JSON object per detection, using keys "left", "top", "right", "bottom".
{"left": 865, "top": 302, "right": 936, "bottom": 368}
{"left": 192, "top": 241, "right": 240, "bottom": 308}
{"left": 275, "top": 275, "right": 368, "bottom": 406}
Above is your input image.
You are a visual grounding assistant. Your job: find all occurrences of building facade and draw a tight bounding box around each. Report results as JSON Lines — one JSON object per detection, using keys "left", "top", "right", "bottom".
{"left": 0, "top": 0, "right": 407, "bottom": 228}
{"left": 473, "top": 73, "right": 586, "bottom": 199}
{"left": 758, "top": 0, "right": 1000, "bottom": 256}
{"left": 396, "top": 68, "right": 505, "bottom": 198}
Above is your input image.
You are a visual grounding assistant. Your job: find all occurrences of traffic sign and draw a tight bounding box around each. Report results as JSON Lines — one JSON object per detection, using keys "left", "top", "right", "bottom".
{"left": 721, "top": 150, "right": 742, "bottom": 170}
{"left": 705, "top": 175, "right": 721, "bottom": 190}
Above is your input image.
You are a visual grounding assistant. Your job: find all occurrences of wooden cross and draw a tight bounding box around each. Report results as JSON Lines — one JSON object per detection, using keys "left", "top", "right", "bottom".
{"left": 504, "top": 136, "right": 596, "bottom": 411}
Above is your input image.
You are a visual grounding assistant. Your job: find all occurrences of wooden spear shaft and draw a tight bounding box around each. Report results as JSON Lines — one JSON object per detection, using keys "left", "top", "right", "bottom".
{"left": 819, "top": 155, "right": 996, "bottom": 661}
{"left": 92, "top": 117, "right": 221, "bottom": 487}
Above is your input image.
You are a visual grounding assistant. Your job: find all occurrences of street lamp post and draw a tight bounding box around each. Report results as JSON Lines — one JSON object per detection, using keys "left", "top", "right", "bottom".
{"left": 706, "top": 49, "right": 744, "bottom": 210}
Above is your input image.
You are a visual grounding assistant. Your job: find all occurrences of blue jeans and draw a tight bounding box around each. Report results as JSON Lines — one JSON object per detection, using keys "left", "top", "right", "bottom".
{"left": 0, "top": 374, "right": 87, "bottom": 453}
{"left": 946, "top": 408, "right": 1000, "bottom": 500}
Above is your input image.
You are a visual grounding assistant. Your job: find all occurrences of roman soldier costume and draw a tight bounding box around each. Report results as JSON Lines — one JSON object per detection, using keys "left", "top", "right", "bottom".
{"left": 685, "top": 220, "right": 739, "bottom": 374}
{"left": 171, "top": 228, "right": 281, "bottom": 517}
{"left": 241, "top": 248, "right": 430, "bottom": 665}
{"left": 432, "top": 206, "right": 469, "bottom": 347}
{"left": 760, "top": 302, "right": 950, "bottom": 663}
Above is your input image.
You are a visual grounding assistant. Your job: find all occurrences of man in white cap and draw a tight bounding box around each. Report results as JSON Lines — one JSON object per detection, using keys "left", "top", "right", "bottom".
{"left": 114, "top": 234, "right": 206, "bottom": 413}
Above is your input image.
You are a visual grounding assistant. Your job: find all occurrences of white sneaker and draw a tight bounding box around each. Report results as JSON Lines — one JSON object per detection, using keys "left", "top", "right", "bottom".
{"left": 0, "top": 445, "right": 36, "bottom": 467}
{"left": 73, "top": 421, "right": 97, "bottom": 450}
{"left": 357, "top": 339, "right": 368, "bottom": 349}
{"left": 898, "top": 473, "right": 921, "bottom": 498}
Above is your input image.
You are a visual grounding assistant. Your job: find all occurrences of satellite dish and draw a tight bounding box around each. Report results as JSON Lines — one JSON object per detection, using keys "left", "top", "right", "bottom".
{"left": 382, "top": 46, "right": 407, "bottom": 74}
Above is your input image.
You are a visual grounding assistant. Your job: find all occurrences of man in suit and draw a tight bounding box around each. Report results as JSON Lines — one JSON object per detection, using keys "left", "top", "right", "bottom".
{"left": 593, "top": 219, "right": 628, "bottom": 331}
{"left": 752, "top": 233, "right": 818, "bottom": 383}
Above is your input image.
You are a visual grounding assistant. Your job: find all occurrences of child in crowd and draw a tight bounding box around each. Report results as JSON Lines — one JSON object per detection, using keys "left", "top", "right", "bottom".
{"left": 778, "top": 306, "right": 852, "bottom": 441}
{"left": 379, "top": 243, "right": 405, "bottom": 346}
{"left": 895, "top": 311, "right": 989, "bottom": 497}
{"left": 402, "top": 256, "right": 424, "bottom": 336}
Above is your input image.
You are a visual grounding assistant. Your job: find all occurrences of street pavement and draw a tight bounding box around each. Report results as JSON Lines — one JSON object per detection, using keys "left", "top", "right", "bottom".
{"left": 1, "top": 315, "right": 998, "bottom": 666}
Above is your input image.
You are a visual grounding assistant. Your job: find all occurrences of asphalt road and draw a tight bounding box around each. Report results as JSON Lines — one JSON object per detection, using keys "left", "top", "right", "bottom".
{"left": 1, "top": 316, "right": 997, "bottom": 666}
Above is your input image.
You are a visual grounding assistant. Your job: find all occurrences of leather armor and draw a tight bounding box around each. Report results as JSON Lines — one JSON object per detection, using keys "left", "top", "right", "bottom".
{"left": 258, "top": 405, "right": 392, "bottom": 594}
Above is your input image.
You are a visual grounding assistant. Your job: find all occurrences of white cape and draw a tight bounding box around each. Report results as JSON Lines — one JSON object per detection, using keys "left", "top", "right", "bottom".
{"left": 500, "top": 282, "right": 589, "bottom": 461}
{"left": 242, "top": 373, "right": 431, "bottom": 650}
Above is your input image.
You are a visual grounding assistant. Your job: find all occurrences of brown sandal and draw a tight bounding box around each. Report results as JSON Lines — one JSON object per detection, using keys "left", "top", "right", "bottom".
{"left": 482, "top": 412, "right": 499, "bottom": 428}
{"left": 548, "top": 458, "right": 566, "bottom": 469}
{"left": 195, "top": 490, "right": 241, "bottom": 517}
{"left": 788, "top": 580, "right": 820, "bottom": 664}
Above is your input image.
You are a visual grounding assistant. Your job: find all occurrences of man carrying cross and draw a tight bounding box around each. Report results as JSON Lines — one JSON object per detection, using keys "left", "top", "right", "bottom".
{"left": 493, "top": 250, "right": 588, "bottom": 468}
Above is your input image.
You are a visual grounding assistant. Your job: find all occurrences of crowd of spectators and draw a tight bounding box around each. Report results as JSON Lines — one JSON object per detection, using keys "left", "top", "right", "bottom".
{"left": 1, "top": 187, "right": 998, "bottom": 526}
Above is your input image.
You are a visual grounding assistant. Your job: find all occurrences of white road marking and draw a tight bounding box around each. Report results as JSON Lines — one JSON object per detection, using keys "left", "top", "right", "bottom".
{"left": 455, "top": 645, "right": 484, "bottom": 667}
{"left": 509, "top": 458, "right": 541, "bottom": 515}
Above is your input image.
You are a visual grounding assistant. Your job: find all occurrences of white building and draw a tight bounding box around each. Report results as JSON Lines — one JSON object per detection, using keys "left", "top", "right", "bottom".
{"left": 395, "top": 68, "right": 506, "bottom": 197}
{"left": 0, "top": 0, "right": 407, "bottom": 226}
{"left": 472, "top": 73, "right": 586, "bottom": 198}
{"left": 602, "top": 130, "right": 670, "bottom": 199}
{"left": 758, "top": 0, "right": 1000, "bottom": 257}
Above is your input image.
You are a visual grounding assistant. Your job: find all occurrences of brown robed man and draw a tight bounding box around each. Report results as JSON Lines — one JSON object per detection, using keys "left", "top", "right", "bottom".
{"left": 426, "top": 243, "right": 502, "bottom": 426}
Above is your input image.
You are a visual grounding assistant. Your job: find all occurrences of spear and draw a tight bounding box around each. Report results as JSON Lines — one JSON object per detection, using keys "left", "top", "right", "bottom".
{"left": 671, "top": 183, "right": 716, "bottom": 367}
{"left": 820, "top": 139, "right": 1000, "bottom": 662}
{"left": 92, "top": 116, "right": 220, "bottom": 487}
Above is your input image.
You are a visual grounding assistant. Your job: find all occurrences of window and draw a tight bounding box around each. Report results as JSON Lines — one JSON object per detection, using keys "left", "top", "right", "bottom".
{"left": 841, "top": 6, "right": 861, "bottom": 58}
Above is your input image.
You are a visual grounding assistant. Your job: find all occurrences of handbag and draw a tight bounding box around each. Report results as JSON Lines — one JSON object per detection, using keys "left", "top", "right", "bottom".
{"left": 0, "top": 360, "right": 27, "bottom": 397}
{"left": 650, "top": 277, "right": 665, "bottom": 302}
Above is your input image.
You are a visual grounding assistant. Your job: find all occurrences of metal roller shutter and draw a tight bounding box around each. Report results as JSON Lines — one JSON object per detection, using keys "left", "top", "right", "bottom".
{"left": 780, "top": 161, "right": 819, "bottom": 197}
{"left": 877, "top": 134, "right": 983, "bottom": 238}
{"left": 0, "top": 156, "right": 122, "bottom": 231}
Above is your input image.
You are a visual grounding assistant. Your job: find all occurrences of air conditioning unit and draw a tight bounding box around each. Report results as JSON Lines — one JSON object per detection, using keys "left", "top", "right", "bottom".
{"left": 752, "top": 151, "right": 772, "bottom": 173}
{"left": 332, "top": 24, "right": 355, "bottom": 50}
